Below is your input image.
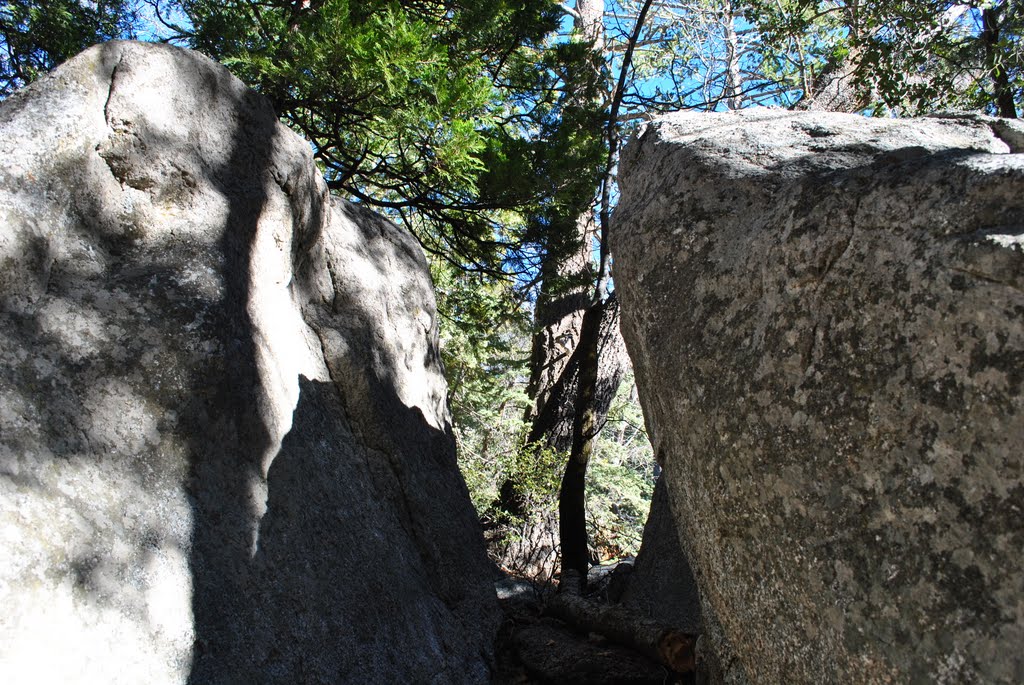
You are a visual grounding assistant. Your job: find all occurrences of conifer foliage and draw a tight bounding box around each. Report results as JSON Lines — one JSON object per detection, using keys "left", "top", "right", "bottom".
{"left": 0, "top": 0, "right": 140, "bottom": 94}
{"left": 179, "top": 0, "right": 588, "bottom": 268}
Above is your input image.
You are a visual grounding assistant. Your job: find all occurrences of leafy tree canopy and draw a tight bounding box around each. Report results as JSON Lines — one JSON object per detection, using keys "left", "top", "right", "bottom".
{"left": 0, "top": 0, "right": 141, "bottom": 94}
{"left": 172, "top": 0, "right": 606, "bottom": 272}
{"left": 738, "top": 0, "right": 1022, "bottom": 116}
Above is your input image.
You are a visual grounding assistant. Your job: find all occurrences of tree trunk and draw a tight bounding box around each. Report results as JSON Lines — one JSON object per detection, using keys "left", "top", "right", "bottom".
{"left": 556, "top": 0, "right": 655, "bottom": 592}
{"left": 722, "top": 0, "right": 742, "bottom": 110}
{"left": 497, "top": 0, "right": 610, "bottom": 525}
{"left": 794, "top": 2, "right": 871, "bottom": 114}
{"left": 497, "top": 213, "right": 595, "bottom": 526}
{"left": 558, "top": 295, "right": 627, "bottom": 590}
{"left": 574, "top": 0, "right": 606, "bottom": 53}
{"left": 983, "top": 5, "right": 1018, "bottom": 119}
{"left": 793, "top": 44, "right": 869, "bottom": 113}
{"left": 557, "top": 301, "right": 602, "bottom": 591}
{"left": 522, "top": 0, "right": 607, "bottom": 453}
{"left": 522, "top": 212, "right": 595, "bottom": 453}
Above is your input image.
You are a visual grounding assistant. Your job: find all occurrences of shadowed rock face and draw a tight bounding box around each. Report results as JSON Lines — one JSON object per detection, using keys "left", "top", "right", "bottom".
{"left": 621, "top": 475, "right": 701, "bottom": 636}
{"left": 612, "top": 109, "right": 1024, "bottom": 684}
{"left": 0, "top": 41, "right": 498, "bottom": 684}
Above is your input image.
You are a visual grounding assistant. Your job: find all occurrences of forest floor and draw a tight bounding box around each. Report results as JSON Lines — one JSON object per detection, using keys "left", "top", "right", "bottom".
{"left": 491, "top": 572, "right": 692, "bottom": 685}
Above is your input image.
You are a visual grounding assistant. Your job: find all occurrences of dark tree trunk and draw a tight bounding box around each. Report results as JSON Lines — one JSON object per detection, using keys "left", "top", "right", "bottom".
{"left": 496, "top": 0, "right": 608, "bottom": 526}
{"left": 558, "top": 296, "right": 627, "bottom": 591}
{"left": 495, "top": 212, "right": 593, "bottom": 523}
{"left": 523, "top": 214, "right": 595, "bottom": 452}
{"left": 983, "top": 6, "right": 1018, "bottom": 119}
{"left": 557, "top": 0, "right": 650, "bottom": 592}
{"left": 521, "top": 0, "right": 607, "bottom": 453}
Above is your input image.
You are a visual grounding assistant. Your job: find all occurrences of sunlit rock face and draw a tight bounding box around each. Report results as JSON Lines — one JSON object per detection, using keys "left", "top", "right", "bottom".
{"left": 0, "top": 41, "right": 498, "bottom": 684}
{"left": 613, "top": 109, "right": 1024, "bottom": 684}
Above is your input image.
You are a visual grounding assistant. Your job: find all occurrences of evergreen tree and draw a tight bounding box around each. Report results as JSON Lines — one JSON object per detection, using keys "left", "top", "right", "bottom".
{"left": 0, "top": 0, "right": 141, "bottom": 94}
{"left": 173, "top": 0, "right": 602, "bottom": 270}
{"left": 740, "top": 0, "right": 1022, "bottom": 116}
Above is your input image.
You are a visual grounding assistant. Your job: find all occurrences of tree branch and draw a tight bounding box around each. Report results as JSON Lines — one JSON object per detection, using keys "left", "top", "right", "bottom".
{"left": 596, "top": 0, "right": 654, "bottom": 304}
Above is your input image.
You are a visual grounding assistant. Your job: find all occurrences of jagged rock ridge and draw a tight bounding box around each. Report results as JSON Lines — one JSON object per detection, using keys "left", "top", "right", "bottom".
{"left": 0, "top": 41, "right": 498, "bottom": 684}
{"left": 613, "top": 109, "right": 1024, "bottom": 683}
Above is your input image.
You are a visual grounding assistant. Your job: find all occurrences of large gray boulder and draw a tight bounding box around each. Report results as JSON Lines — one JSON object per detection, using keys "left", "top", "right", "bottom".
{"left": 612, "top": 109, "right": 1024, "bottom": 683}
{"left": 0, "top": 41, "right": 498, "bottom": 683}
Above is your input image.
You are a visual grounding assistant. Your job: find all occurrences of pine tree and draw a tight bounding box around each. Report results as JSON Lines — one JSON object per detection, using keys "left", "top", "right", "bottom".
{"left": 0, "top": 0, "right": 140, "bottom": 94}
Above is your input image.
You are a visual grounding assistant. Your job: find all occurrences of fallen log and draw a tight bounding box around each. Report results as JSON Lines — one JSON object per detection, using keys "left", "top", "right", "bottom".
{"left": 545, "top": 591, "right": 696, "bottom": 673}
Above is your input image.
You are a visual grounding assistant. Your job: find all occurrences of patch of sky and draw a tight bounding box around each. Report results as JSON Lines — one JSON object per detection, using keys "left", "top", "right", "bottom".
{"left": 131, "top": 0, "right": 192, "bottom": 43}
